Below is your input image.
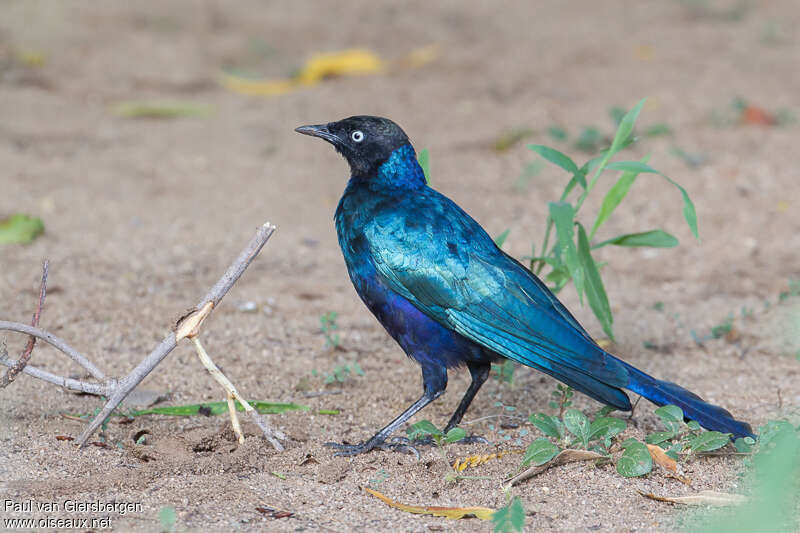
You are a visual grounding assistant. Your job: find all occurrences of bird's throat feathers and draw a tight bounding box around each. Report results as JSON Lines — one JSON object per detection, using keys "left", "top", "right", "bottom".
{"left": 366, "top": 144, "right": 427, "bottom": 191}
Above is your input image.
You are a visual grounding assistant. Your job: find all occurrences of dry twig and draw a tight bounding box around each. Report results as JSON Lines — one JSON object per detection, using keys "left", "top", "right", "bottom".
{"left": 0, "top": 222, "right": 282, "bottom": 450}
{"left": 1, "top": 261, "right": 50, "bottom": 388}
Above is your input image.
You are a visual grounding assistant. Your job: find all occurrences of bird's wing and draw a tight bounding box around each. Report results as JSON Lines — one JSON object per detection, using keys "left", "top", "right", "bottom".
{"left": 365, "top": 195, "right": 629, "bottom": 396}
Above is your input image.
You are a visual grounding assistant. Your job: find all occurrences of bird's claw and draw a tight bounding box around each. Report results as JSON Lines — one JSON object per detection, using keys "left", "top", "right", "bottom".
{"left": 324, "top": 439, "right": 420, "bottom": 459}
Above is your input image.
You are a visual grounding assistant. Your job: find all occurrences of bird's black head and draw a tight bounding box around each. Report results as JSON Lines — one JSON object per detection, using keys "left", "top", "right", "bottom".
{"left": 295, "top": 116, "right": 411, "bottom": 178}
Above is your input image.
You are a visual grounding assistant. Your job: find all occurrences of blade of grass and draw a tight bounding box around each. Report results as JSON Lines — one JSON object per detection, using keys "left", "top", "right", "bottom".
{"left": 549, "top": 202, "right": 583, "bottom": 301}
{"left": 605, "top": 161, "right": 699, "bottom": 239}
{"left": 577, "top": 223, "right": 614, "bottom": 339}
{"left": 130, "top": 401, "right": 309, "bottom": 417}
{"left": 590, "top": 156, "right": 649, "bottom": 239}
{"left": 593, "top": 230, "right": 679, "bottom": 249}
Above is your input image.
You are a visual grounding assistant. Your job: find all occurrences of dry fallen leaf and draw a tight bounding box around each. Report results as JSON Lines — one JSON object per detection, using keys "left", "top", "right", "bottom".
{"left": 452, "top": 449, "right": 522, "bottom": 471}
{"left": 363, "top": 487, "right": 495, "bottom": 520}
{"left": 742, "top": 105, "right": 776, "bottom": 126}
{"left": 646, "top": 443, "right": 677, "bottom": 472}
{"left": 505, "top": 449, "right": 604, "bottom": 487}
{"left": 639, "top": 490, "right": 746, "bottom": 506}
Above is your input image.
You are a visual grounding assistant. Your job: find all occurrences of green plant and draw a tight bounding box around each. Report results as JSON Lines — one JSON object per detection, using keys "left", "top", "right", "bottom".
{"left": 319, "top": 311, "right": 341, "bottom": 348}
{"left": 685, "top": 421, "right": 800, "bottom": 533}
{"left": 313, "top": 361, "right": 364, "bottom": 384}
{"left": 407, "top": 420, "right": 466, "bottom": 447}
{"left": 523, "top": 398, "right": 741, "bottom": 479}
{"left": 548, "top": 384, "right": 574, "bottom": 417}
{"left": 524, "top": 99, "right": 698, "bottom": 339}
{"left": 158, "top": 507, "right": 177, "bottom": 533}
{"left": 492, "top": 496, "right": 526, "bottom": 533}
{"left": 406, "top": 420, "right": 490, "bottom": 483}
{"left": 491, "top": 360, "right": 516, "bottom": 386}
{"left": 368, "top": 468, "right": 389, "bottom": 488}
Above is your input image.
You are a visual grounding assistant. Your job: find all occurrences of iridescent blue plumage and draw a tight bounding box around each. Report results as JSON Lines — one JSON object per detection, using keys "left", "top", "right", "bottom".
{"left": 297, "top": 116, "right": 754, "bottom": 455}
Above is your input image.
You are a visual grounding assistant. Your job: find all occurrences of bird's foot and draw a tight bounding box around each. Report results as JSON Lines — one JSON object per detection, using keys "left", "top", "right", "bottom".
{"left": 325, "top": 436, "right": 420, "bottom": 458}
{"left": 411, "top": 434, "right": 489, "bottom": 447}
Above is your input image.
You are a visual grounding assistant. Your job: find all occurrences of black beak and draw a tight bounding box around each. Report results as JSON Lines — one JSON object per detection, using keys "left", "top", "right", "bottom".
{"left": 295, "top": 124, "right": 340, "bottom": 145}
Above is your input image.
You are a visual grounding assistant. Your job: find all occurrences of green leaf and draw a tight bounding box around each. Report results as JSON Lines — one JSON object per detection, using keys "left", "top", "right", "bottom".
{"left": 0, "top": 214, "right": 45, "bottom": 244}
{"left": 407, "top": 419, "right": 441, "bottom": 441}
{"left": 529, "top": 413, "right": 563, "bottom": 439}
{"left": 549, "top": 201, "right": 583, "bottom": 301}
{"left": 522, "top": 437, "right": 560, "bottom": 466}
{"left": 159, "top": 507, "right": 177, "bottom": 533}
{"left": 445, "top": 427, "right": 467, "bottom": 443}
{"left": 528, "top": 144, "right": 580, "bottom": 174}
{"left": 688, "top": 431, "right": 732, "bottom": 453}
{"left": 645, "top": 431, "right": 676, "bottom": 445}
{"left": 590, "top": 156, "right": 648, "bottom": 237}
{"left": 588, "top": 417, "right": 627, "bottom": 442}
{"left": 666, "top": 175, "right": 699, "bottom": 240}
{"left": 616, "top": 438, "right": 653, "bottom": 477}
{"left": 606, "top": 99, "right": 646, "bottom": 162}
{"left": 130, "top": 401, "right": 309, "bottom": 417}
{"left": 593, "top": 230, "right": 679, "bottom": 249}
{"left": 665, "top": 442, "right": 683, "bottom": 460}
{"left": 605, "top": 160, "right": 660, "bottom": 174}
{"left": 417, "top": 148, "right": 430, "bottom": 183}
{"left": 577, "top": 223, "right": 614, "bottom": 339}
{"left": 655, "top": 404, "right": 684, "bottom": 433}
{"left": 758, "top": 420, "right": 796, "bottom": 447}
{"left": 494, "top": 229, "right": 511, "bottom": 248}
{"left": 604, "top": 160, "right": 699, "bottom": 239}
{"left": 548, "top": 126, "right": 568, "bottom": 141}
{"left": 492, "top": 497, "right": 525, "bottom": 533}
{"left": 563, "top": 409, "right": 591, "bottom": 448}
{"left": 560, "top": 164, "right": 589, "bottom": 200}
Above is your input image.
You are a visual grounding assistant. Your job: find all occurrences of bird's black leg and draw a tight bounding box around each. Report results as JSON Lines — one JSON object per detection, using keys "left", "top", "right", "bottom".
{"left": 409, "top": 361, "right": 491, "bottom": 447}
{"left": 443, "top": 361, "right": 491, "bottom": 433}
{"left": 325, "top": 363, "right": 447, "bottom": 457}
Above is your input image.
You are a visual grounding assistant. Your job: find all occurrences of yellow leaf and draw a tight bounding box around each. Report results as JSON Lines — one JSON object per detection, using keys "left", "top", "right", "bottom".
{"left": 639, "top": 490, "right": 745, "bottom": 506}
{"left": 219, "top": 46, "right": 437, "bottom": 96}
{"left": 646, "top": 443, "right": 677, "bottom": 473}
{"left": 295, "top": 49, "right": 385, "bottom": 84}
{"left": 363, "top": 487, "right": 495, "bottom": 521}
{"left": 452, "top": 449, "right": 522, "bottom": 471}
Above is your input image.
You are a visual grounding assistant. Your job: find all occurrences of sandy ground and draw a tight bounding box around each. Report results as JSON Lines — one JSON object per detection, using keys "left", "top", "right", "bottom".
{"left": 1, "top": 1, "right": 799, "bottom": 531}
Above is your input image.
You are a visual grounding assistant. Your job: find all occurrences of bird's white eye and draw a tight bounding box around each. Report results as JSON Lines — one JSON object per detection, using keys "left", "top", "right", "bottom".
{"left": 351, "top": 130, "right": 365, "bottom": 143}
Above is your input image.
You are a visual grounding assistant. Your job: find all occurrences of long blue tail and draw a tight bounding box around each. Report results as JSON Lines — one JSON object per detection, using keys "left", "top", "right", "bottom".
{"left": 621, "top": 361, "right": 755, "bottom": 439}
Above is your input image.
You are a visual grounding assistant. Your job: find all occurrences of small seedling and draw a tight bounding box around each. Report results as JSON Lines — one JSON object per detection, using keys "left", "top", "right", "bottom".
{"left": 407, "top": 420, "right": 465, "bottom": 447}
{"left": 491, "top": 360, "right": 516, "bottom": 385}
{"left": 710, "top": 314, "right": 735, "bottom": 339}
{"left": 319, "top": 311, "right": 341, "bottom": 349}
{"left": 523, "top": 99, "right": 698, "bottom": 340}
{"left": 314, "top": 361, "right": 364, "bottom": 384}
{"left": 548, "top": 384, "right": 574, "bottom": 417}
{"left": 368, "top": 468, "right": 389, "bottom": 488}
